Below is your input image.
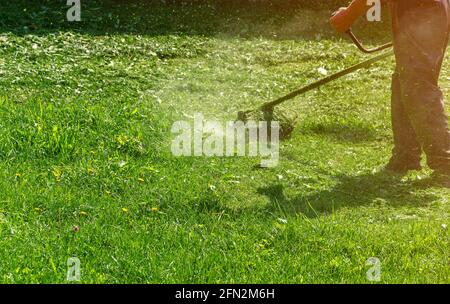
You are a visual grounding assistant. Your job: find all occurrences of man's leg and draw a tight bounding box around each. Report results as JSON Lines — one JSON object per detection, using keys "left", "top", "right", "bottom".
{"left": 392, "top": 0, "right": 450, "bottom": 174}
{"left": 387, "top": 71, "right": 422, "bottom": 172}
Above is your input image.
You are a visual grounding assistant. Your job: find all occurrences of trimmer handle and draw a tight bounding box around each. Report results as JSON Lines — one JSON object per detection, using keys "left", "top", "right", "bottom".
{"left": 346, "top": 29, "right": 393, "bottom": 54}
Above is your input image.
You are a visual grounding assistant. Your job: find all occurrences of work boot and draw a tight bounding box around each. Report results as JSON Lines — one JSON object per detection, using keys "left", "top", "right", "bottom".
{"left": 432, "top": 167, "right": 450, "bottom": 188}
{"left": 384, "top": 155, "right": 422, "bottom": 174}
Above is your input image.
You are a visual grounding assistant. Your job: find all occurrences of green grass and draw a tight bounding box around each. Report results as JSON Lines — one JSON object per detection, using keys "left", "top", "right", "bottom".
{"left": 0, "top": 1, "right": 448, "bottom": 283}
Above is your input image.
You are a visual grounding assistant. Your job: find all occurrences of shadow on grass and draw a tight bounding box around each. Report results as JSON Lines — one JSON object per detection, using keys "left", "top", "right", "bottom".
{"left": 257, "top": 171, "right": 440, "bottom": 218}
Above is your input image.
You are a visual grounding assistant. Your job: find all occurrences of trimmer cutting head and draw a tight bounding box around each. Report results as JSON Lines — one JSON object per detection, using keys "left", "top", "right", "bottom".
{"left": 237, "top": 110, "right": 250, "bottom": 122}
{"left": 236, "top": 107, "right": 297, "bottom": 139}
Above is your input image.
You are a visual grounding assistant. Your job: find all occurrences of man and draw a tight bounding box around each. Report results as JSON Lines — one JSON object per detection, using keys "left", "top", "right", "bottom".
{"left": 330, "top": 0, "right": 450, "bottom": 185}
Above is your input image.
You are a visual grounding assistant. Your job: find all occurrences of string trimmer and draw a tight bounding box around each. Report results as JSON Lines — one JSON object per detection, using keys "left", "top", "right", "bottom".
{"left": 237, "top": 29, "right": 394, "bottom": 138}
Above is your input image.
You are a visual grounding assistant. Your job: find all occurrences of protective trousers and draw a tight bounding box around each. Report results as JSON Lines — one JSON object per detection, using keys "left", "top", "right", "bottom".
{"left": 390, "top": 0, "right": 450, "bottom": 171}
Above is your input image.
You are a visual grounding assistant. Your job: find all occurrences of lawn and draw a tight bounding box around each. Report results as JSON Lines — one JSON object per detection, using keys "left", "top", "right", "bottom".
{"left": 0, "top": 0, "right": 448, "bottom": 283}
